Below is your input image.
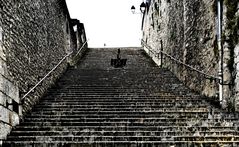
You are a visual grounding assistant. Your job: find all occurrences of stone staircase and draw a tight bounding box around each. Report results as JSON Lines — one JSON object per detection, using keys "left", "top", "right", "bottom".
{"left": 3, "top": 48, "right": 239, "bottom": 147}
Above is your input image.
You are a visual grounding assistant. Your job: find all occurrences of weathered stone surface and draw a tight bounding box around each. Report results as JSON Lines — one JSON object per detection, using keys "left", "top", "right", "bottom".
{"left": 0, "top": 92, "right": 7, "bottom": 106}
{"left": 0, "top": 106, "right": 9, "bottom": 124}
{"left": 0, "top": 0, "right": 87, "bottom": 140}
{"left": 0, "top": 58, "right": 8, "bottom": 77}
{"left": 9, "top": 111, "right": 19, "bottom": 127}
{"left": 234, "top": 45, "right": 239, "bottom": 111}
{"left": 143, "top": 0, "right": 218, "bottom": 98}
{"left": 0, "top": 123, "right": 11, "bottom": 139}
{"left": 142, "top": 0, "right": 239, "bottom": 110}
{"left": 0, "top": 75, "right": 19, "bottom": 103}
{"left": 0, "top": 106, "right": 19, "bottom": 127}
{"left": 0, "top": 0, "right": 87, "bottom": 115}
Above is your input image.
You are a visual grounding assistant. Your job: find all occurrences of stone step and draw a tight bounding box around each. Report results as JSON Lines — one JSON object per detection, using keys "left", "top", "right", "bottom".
{"left": 6, "top": 135, "right": 239, "bottom": 142}
{"left": 19, "top": 122, "right": 198, "bottom": 127}
{"left": 47, "top": 89, "right": 193, "bottom": 92}
{"left": 24, "top": 115, "right": 228, "bottom": 123}
{"left": 34, "top": 104, "right": 211, "bottom": 109}
{"left": 3, "top": 141, "right": 239, "bottom": 147}
{"left": 10, "top": 130, "right": 239, "bottom": 137}
{"left": 43, "top": 93, "right": 195, "bottom": 96}
{"left": 23, "top": 117, "right": 238, "bottom": 122}
{"left": 19, "top": 122, "right": 236, "bottom": 128}
{"left": 44, "top": 94, "right": 198, "bottom": 98}
{"left": 39, "top": 100, "right": 208, "bottom": 105}
{"left": 31, "top": 108, "right": 211, "bottom": 112}
{"left": 29, "top": 110, "right": 214, "bottom": 115}
{"left": 37, "top": 101, "right": 209, "bottom": 106}
{"left": 48, "top": 87, "right": 187, "bottom": 93}
{"left": 24, "top": 114, "right": 232, "bottom": 121}
{"left": 29, "top": 108, "right": 210, "bottom": 112}
{"left": 13, "top": 125, "right": 238, "bottom": 132}
{"left": 33, "top": 104, "right": 210, "bottom": 109}
{"left": 25, "top": 115, "right": 234, "bottom": 122}
{"left": 37, "top": 96, "right": 206, "bottom": 100}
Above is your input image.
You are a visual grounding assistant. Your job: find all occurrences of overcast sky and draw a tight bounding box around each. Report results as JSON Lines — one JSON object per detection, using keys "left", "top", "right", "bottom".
{"left": 66, "top": 0, "right": 143, "bottom": 47}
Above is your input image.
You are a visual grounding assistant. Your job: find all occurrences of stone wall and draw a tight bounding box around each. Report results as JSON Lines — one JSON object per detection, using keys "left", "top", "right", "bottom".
{"left": 225, "top": 0, "right": 239, "bottom": 111}
{"left": 142, "top": 0, "right": 238, "bottom": 110}
{"left": 0, "top": 0, "right": 87, "bottom": 140}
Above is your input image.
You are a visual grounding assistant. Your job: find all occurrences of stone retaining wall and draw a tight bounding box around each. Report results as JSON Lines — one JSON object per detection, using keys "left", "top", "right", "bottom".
{"left": 0, "top": 0, "right": 87, "bottom": 140}
{"left": 142, "top": 0, "right": 239, "bottom": 110}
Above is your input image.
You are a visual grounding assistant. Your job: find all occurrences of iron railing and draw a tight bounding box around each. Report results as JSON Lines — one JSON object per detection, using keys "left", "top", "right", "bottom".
{"left": 141, "top": 39, "right": 220, "bottom": 80}
{"left": 21, "top": 40, "right": 88, "bottom": 101}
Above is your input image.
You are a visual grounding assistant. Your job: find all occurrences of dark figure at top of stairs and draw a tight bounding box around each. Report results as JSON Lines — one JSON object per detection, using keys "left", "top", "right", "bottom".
{"left": 111, "top": 49, "right": 127, "bottom": 68}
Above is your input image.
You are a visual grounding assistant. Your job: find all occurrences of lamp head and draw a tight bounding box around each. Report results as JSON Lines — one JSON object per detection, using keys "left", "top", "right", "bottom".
{"left": 131, "top": 5, "right": 136, "bottom": 14}
{"left": 140, "top": 2, "right": 146, "bottom": 13}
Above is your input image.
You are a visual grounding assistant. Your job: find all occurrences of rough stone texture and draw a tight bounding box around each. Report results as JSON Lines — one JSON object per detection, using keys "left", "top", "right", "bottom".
{"left": 0, "top": 106, "right": 19, "bottom": 140}
{"left": 0, "top": 123, "right": 11, "bottom": 140}
{"left": 234, "top": 43, "right": 239, "bottom": 111}
{"left": 1, "top": 0, "right": 68, "bottom": 114}
{"left": 0, "top": 75, "right": 19, "bottom": 103}
{"left": 143, "top": 0, "right": 218, "bottom": 98}
{"left": 142, "top": 0, "right": 238, "bottom": 110}
{"left": 0, "top": 0, "right": 87, "bottom": 114}
{"left": 225, "top": 1, "right": 239, "bottom": 111}
{"left": 0, "top": 0, "right": 87, "bottom": 140}
{"left": 0, "top": 106, "right": 18, "bottom": 126}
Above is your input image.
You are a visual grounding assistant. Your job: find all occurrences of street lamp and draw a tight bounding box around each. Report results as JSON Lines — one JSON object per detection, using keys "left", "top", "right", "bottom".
{"left": 131, "top": 2, "right": 146, "bottom": 14}
{"left": 131, "top": 5, "right": 136, "bottom": 14}
{"left": 140, "top": 2, "right": 146, "bottom": 13}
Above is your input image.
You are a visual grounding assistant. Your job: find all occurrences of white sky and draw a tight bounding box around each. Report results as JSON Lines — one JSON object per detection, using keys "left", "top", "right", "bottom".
{"left": 66, "top": 0, "right": 143, "bottom": 47}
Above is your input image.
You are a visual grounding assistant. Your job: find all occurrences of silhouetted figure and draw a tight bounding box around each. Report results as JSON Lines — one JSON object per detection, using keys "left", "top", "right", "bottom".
{"left": 117, "top": 49, "right": 121, "bottom": 59}
{"left": 111, "top": 49, "right": 127, "bottom": 68}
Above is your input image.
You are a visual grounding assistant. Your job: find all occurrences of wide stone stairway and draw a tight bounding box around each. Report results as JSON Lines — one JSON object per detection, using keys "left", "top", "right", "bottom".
{"left": 3, "top": 48, "right": 239, "bottom": 147}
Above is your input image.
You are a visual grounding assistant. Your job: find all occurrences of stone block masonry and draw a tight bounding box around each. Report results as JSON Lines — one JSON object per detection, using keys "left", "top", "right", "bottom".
{"left": 0, "top": 0, "right": 87, "bottom": 140}
{"left": 143, "top": 0, "right": 219, "bottom": 98}
{"left": 142, "top": 0, "right": 239, "bottom": 111}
